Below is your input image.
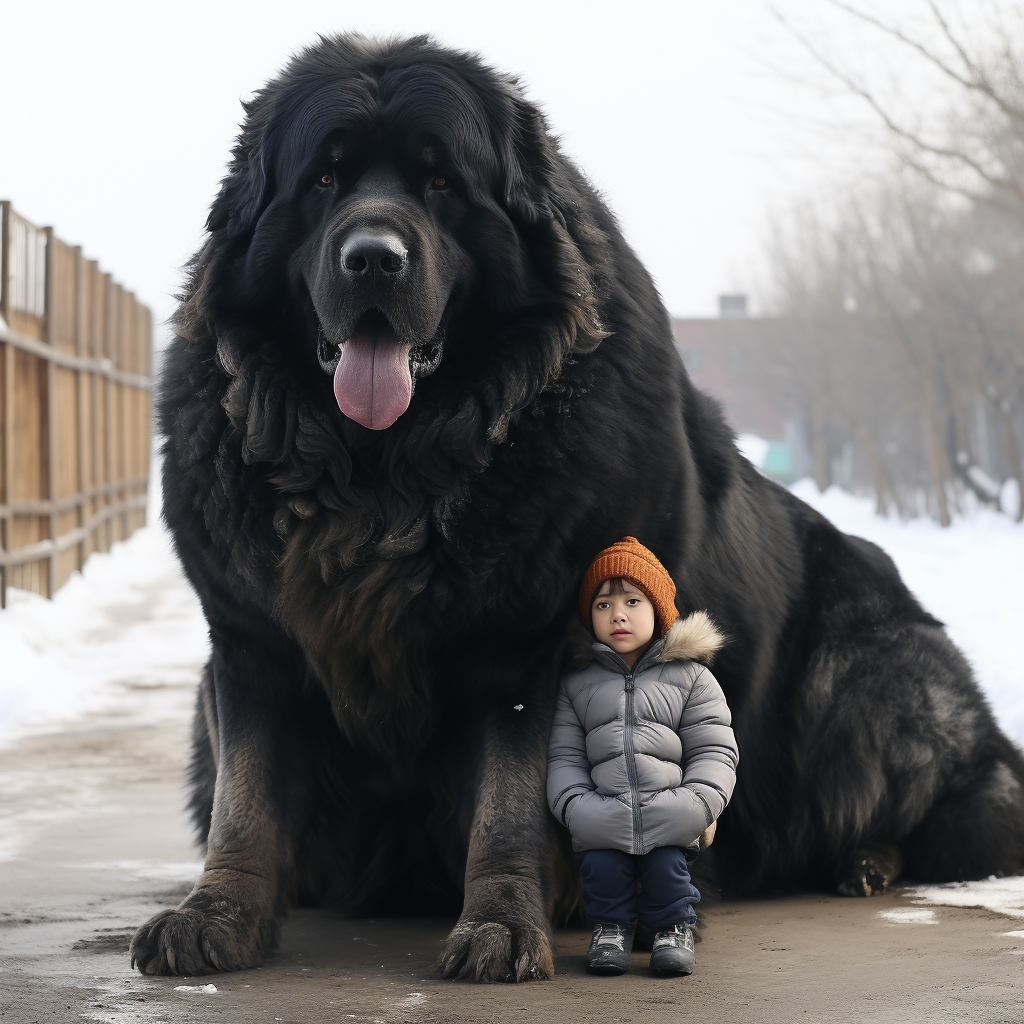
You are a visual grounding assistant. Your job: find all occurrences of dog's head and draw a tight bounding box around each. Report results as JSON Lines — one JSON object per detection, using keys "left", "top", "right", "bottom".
{"left": 184, "top": 34, "right": 608, "bottom": 442}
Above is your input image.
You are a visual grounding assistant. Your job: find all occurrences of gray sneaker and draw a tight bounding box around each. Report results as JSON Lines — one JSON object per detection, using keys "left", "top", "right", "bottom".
{"left": 585, "top": 922, "right": 634, "bottom": 975}
{"left": 649, "top": 923, "right": 695, "bottom": 975}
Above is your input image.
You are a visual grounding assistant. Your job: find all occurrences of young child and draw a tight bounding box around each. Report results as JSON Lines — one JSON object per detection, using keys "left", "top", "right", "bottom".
{"left": 547, "top": 536, "right": 738, "bottom": 976}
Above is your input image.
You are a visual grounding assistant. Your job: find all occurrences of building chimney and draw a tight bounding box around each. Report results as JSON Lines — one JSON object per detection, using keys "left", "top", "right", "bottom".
{"left": 718, "top": 294, "right": 748, "bottom": 319}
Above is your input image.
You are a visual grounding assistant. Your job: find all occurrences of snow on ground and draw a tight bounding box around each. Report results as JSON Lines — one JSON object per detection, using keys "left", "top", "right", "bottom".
{"left": 0, "top": 526, "right": 209, "bottom": 746}
{"left": 908, "top": 876, "right": 1024, "bottom": 920}
{"left": 877, "top": 908, "right": 938, "bottom": 925}
{"left": 790, "top": 480, "right": 1024, "bottom": 747}
{"left": 736, "top": 433, "right": 770, "bottom": 469}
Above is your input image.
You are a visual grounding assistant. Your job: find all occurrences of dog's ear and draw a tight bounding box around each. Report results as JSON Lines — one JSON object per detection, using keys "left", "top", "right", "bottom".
{"left": 207, "top": 99, "right": 273, "bottom": 241}
{"left": 500, "top": 95, "right": 609, "bottom": 354}
{"left": 501, "top": 96, "right": 559, "bottom": 226}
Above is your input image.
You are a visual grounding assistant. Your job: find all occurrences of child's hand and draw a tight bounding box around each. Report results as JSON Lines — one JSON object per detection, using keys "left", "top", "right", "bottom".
{"left": 699, "top": 821, "right": 717, "bottom": 850}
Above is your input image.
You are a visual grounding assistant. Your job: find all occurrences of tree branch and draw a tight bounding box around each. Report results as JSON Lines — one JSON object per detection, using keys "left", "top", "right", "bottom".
{"left": 823, "top": 0, "right": 1024, "bottom": 125}
{"left": 771, "top": 5, "right": 1023, "bottom": 206}
{"left": 923, "top": 0, "right": 1024, "bottom": 125}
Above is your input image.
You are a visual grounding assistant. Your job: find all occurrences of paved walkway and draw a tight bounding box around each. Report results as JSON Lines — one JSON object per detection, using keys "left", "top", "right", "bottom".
{"left": 2, "top": 694, "right": 1022, "bottom": 1024}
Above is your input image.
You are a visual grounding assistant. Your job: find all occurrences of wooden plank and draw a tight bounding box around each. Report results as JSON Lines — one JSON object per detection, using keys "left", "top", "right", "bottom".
{"left": 0, "top": 200, "right": 10, "bottom": 322}
{"left": 0, "top": 475, "right": 148, "bottom": 515}
{"left": 0, "top": 344, "right": 7, "bottom": 609}
{"left": 44, "top": 227, "right": 56, "bottom": 597}
{"left": 0, "top": 493, "right": 148, "bottom": 566}
{"left": 140, "top": 303, "right": 152, "bottom": 377}
{"left": 138, "top": 300, "right": 151, "bottom": 531}
{"left": 75, "top": 246, "right": 87, "bottom": 573}
{"left": 1, "top": 200, "right": 9, "bottom": 607}
{"left": 113, "top": 282, "right": 124, "bottom": 371}
{"left": 9, "top": 348, "right": 47, "bottom": 595}
{"left": 123, "top": 290, "right": 134, "bottom": 374}
{"left": 115, "top": 382, "right": 126, "bottom": 541}
{"left": 0, "top": 323, "right": 151, "bottom": 388}
{"left": 5, "top": 208, "right": 47, "bottom": 342}
{"left": 117, "top": 287, "right": 128, "bottom": 539}
{"left": 103, "top": 274, "right": 114, "bottom": 551}
{"left": 87, "top": 260, "right": 102, "bottom": 556}
{"left": 86, "top": 258, "right": 99, "bottom": 359}
{"left": 54, "top": 366, "right": 80, "bottom": 589}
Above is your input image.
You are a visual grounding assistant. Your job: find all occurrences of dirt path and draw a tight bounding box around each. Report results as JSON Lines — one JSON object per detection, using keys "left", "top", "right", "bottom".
{"left": 2, "top": 703, "right": 1022, "bottom": 1024}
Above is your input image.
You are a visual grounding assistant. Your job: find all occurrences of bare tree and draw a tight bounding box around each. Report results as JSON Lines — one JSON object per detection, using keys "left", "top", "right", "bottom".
{"left": 758, "top": 0, "right": 1024, "bottom": 523}
{"left": 759, "top": 168, "right": 1024, "bottom": 522}
{"left": 772, "top": 0, "right": 1024, "bottom": 216}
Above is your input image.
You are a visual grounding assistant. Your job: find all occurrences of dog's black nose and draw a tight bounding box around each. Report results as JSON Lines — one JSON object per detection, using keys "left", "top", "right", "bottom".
{"left": 342, "top": 231, "right": 408, "bottom": 276}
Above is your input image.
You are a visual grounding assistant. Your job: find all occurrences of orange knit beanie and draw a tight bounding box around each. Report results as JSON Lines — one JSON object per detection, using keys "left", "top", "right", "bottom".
{"left": 579, "top": 536, "right": 679, "bottom": 635}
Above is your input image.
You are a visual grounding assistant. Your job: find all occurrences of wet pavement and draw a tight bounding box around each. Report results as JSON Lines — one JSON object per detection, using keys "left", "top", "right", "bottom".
{"left": 2, "top": 697, "right": 1022, "bottom": 1024}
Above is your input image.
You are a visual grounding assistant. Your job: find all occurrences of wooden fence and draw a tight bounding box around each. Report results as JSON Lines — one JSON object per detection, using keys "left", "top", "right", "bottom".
{"left": 0, "top": 201, "right": 153, "bottom": 607}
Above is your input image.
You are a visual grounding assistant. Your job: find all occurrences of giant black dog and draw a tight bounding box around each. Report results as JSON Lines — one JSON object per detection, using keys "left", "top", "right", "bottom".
{"left": 131, "top": 34, "right": 1024, "bottom": 981}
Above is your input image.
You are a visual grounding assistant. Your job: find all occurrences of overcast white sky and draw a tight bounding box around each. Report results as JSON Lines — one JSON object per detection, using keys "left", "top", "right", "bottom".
{"left": 0, "top": 0, "right": 959, "bottom": 338}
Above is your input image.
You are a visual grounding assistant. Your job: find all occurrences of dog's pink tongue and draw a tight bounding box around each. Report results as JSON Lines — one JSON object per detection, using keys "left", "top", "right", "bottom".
{"left": 333, "top": 318, "right": 412, "bottom": 429}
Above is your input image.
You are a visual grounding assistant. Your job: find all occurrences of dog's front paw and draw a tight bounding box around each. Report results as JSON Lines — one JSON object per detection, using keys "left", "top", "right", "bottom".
{"left": 435, "top": 919, "right": 553, "bottom": 983}
{"left": 131, "top": 879, "right": 278, "bottom": 975}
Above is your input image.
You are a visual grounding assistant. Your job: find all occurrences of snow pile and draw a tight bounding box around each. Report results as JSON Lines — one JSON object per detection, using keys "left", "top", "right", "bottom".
{"left": 0, "top": 526, "right": 209, "bottom": 746}
{"left": 737, "top": 433, "right": 770, "bottom": 470}
{"left": 790, "top": 480, "right": 1024, "bottom": 746}
{"left": 907, "top": 876, "right": 1024, "bottom": 920}
{"left": 882, "top": 877, "right": 1024, "bottom": 924}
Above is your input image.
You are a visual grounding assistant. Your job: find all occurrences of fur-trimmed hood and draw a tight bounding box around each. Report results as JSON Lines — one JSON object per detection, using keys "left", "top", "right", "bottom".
{"left": 568, "top": 610, "right": 725, "bottom": 672}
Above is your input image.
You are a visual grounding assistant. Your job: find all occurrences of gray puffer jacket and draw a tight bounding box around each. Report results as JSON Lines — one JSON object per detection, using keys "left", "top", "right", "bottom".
{"left": 547, "top": 611, "right": 739, "bottom": 856}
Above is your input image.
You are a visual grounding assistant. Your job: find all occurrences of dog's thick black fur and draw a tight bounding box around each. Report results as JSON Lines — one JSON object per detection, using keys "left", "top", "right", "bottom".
{"left": 131, "top": 35, "right": 1024, "bottom": 981}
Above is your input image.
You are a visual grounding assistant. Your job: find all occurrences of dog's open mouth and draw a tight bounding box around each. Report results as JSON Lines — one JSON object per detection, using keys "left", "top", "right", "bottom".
{"left": 318, "top": 310, "right": 442, "bottom": 430}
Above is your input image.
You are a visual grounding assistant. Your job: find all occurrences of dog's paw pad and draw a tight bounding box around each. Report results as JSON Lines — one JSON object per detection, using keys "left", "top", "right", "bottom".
{"left": 131, "top": 891, "right": 272, "bottom": 976}
{"left": 435, "top": 920, "right": 552, "bottom": 983}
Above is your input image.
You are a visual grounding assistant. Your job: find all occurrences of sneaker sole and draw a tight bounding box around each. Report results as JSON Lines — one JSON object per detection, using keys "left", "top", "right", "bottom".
{"left": 587, "top": 964, "right": 630, "bottom": 975}
{"left": 650, "top": 965, "right": 693, "bottom": 976}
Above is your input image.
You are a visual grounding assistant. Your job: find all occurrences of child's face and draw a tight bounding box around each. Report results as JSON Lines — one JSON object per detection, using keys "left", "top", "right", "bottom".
{"left": 591, "top": 579, "right": 656, "bottom": 664}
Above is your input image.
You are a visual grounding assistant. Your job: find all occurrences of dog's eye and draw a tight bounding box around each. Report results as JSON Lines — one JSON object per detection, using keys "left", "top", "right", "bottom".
{"left": 318, "top": 172, "right": 334, "bottom": 188}
{"left": 430, "top": 176, "right": 450, "bottom": 191}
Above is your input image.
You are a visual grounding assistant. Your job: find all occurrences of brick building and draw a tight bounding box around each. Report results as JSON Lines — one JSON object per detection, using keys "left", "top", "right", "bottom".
{"left": 671, "top": 296, "right": 805, "bottom": 480}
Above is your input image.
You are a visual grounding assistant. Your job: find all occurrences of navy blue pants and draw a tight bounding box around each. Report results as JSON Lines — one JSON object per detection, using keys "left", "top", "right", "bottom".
{"left": 578, "top": 847, "right": 700, "bottom": 929}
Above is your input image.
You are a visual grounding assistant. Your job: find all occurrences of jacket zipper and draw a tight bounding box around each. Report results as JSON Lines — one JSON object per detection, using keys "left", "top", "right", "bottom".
{"left": 622, "top": 668, "right": 644, "bottom": 855}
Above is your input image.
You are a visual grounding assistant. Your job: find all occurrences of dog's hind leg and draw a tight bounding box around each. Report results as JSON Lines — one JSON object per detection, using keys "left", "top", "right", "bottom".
{"left": 186, "top": 661, "right": 219, "bottom": 848}
{"left": 799, "top": 613, "right": 1024, "bottom": 895}
{"left": 900, "top": 736, "right": 1024, "bottom": 883}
